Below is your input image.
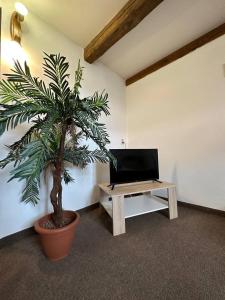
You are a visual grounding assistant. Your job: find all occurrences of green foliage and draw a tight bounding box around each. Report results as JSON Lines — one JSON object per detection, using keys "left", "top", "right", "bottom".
{"left": 9, "top": 140, "right": 48, "bottom": 205}
{"left": 73, "top": 60, "right": 83, "bottom": 95}
{"left": 63, "top": 169, "right": 74, "bottom": 185}
{"left": 0, "top": 53, "right": 113, "bottom": 205}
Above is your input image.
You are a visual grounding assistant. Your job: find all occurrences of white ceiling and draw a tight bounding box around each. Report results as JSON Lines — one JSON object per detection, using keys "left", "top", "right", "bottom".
{"left": 100, "top": 0, "right": 225, "bottom": 79}
{"left": 22, "top": 0, "right": 127, "bottom": 47}
{"left": 22, "top": 0, "right": 225, "bottom": 80}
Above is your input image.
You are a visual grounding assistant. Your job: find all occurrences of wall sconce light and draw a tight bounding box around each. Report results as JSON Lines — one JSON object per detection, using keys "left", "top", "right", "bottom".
{"left": 2, "top": 2, "right": 28, "bottom": 67}
{"left": 10, "top": 2, "right": 28, "bottom": 45}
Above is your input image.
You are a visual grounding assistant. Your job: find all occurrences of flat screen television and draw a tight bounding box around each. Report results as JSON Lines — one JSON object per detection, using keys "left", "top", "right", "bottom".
{"left": 110, "top": 149, "right": 159, "bottom": 185}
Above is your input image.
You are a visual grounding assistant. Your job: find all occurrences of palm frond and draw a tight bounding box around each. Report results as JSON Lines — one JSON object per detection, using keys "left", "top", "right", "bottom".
{"left": 73, "top": 60, "right": 83, "bottom": 95}
{"left": 0, "top": 147, "right": 19, "bottom": 169}
{"left": 21, "top": 178, "right": 40, "bottom": 205}
{"left": 43, "top": 53, "right": 70, "bottom": 102}
{"left": 83, "top": 91, "right": 110, "bottom": 119}
{"left": 64, "top": 145, "right": 110, "bottom": 168}
{"left": 0, "top": 102, "right": 48, "bottom": 136}
{"left": 63, "top": 169, "right": 74, "bottom": 184}
{"left": 0, "top": 123, "right": 39, "bottom": 169}
{"left": 9, "top": 117, "right": 46, "bottom": 152}
{"left": 0, "top": 80, "right": 34, "bottom": 104}
{"left": 74, "top": 111, "right": 109, "bottom": 147}
{"left": 9, "top": 140, "right": 49, "bottom": 204}
{"left": 3, "top": 61, "right": 55, "bottom": 106}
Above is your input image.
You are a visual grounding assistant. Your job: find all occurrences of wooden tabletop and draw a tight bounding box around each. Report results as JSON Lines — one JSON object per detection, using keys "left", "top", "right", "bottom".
{"left": 98, "top": 181, "right": 175, "bottom": 197}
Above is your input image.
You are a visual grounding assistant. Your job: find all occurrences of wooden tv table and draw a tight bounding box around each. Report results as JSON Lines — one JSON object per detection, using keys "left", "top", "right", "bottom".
{"left": 98, "top": 181, "right": 178, "bottom": 236}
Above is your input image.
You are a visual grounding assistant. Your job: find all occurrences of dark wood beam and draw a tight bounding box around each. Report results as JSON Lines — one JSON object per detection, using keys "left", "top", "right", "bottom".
{"left": 84, "top": 0, "right": 164, "bottom": 63}
{"left": 126, "top": 22, "right": 225, "bottom": 86}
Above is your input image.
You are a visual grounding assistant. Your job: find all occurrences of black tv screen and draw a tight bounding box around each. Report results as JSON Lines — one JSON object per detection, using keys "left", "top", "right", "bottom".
{"left": 110, "top": 149, "right": 159, "bottom": 185}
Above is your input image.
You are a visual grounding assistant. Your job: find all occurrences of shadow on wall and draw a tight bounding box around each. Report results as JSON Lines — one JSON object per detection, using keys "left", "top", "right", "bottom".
{"left": 171, "top": 164, "right": 178, "bottom": 189}
{"left": 91, "top": 162, "right": 110, "bottom": 203}
{"left": 95, "top": 162, "right": 109, "bottom": 183}
{"left": 222, "top": 64, "right": 225, "bottom": 77}
{"left": 171, "top": 164, "right": 180, "bottom": 200}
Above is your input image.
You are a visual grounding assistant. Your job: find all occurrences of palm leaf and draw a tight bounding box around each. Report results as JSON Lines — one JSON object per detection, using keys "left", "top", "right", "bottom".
{"left": 3, "top": 60, "right": 55, "bottom": 106}
{"left": 73, "top": 59, "right": 83, "bottom": 95}
{"left": 43, "top": 53, "right": 70, "bottom": 102}
{"left": 83, "top": 91, "right": 110, "bottom": 119}
{"left": 74, "top": 111, "right": 109, "bottom": 147}
{"left": 63, "top": 169, "right": 74, "bottom": 184}
{"left": 64, "top": 146, "right": 110, "bottom": 168}
{"left": 9, "top": 140, "right": 49, "bottom": 204}
{"left": 0, "top": 102, "right": 48, "bottom": 136}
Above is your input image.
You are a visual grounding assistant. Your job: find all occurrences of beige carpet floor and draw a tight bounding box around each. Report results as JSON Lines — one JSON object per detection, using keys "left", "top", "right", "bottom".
{"left": 1, "top": 205, "right": 225, "bottom": 300}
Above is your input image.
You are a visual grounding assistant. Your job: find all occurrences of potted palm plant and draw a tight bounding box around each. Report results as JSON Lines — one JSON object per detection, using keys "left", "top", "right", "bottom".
{"left": 0, "top": 53, "right": 113, "bottom": 261}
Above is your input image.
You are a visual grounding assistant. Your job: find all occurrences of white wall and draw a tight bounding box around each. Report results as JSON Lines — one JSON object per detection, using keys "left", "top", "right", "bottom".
{"left": 126, "top": 35, "right": 225, "bottom": 211}
{"left": 0, "top": 1, "right": 126, "bottom": 238}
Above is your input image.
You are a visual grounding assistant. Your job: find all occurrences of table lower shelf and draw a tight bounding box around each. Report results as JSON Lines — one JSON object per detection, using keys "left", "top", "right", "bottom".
{"left": 101, "top": 195, "right": 168, "bottom": 219}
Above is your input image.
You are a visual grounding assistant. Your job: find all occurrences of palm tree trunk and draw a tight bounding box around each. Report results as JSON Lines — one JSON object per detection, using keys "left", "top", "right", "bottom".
{"left": 50, "top": 124, "right": 67, "bottom": 227}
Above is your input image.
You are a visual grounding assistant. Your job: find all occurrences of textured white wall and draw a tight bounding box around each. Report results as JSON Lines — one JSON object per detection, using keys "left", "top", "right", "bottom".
{"left": 126, "top": 35, "right": 225, "bottom": 211}
{"left": 0, "top": 1, "right": 126, "bottom": 238}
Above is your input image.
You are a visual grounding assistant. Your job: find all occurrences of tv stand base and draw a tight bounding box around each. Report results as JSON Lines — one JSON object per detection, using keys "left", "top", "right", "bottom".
{"left": 99, "top": 181, "right": 178, "bottom": 236}
{"left": 153, "top": 179, "right": 162, "bottom": 183}
{"left": 107, "top": 184, "right": 115, "bottom": 190}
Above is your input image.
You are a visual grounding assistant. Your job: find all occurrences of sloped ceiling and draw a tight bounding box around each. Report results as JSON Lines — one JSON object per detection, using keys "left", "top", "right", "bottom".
{"left": 22, "top": 0, "right": 225, "bottom": 79}
{"left": 21, "top": 0, "right": 127, "bottom": 47}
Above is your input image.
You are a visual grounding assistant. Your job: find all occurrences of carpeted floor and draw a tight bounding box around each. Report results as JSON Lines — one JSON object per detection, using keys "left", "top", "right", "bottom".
{"left": 1, "top": 205, "right": 225, "bottom": 300}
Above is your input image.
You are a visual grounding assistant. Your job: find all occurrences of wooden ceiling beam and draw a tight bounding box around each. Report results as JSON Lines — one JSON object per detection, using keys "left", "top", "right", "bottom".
{"left": 84, "top": 0, "right": 164, "bottom": 64}
{"left": 126, "top": 22, "right": 225, "bottom": 86}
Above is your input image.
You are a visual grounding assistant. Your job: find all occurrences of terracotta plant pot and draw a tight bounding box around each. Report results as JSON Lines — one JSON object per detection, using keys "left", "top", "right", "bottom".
{"left": 34, "top": 210, "right": 80, "bottom": 261}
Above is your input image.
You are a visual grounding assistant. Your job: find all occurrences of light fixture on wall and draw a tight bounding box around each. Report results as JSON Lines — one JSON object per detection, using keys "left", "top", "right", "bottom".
{"left": 2, "top": 2, "right": 28, "bottom": 66}
{"left": 10, "top": 2, "right": 28, "bottom": 45}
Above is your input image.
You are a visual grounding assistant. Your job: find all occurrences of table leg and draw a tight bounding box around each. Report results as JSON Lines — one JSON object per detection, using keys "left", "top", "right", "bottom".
{"left": 144, "top": 191, "right": 152, "bottom": 197}
{"left": 112, "top": 195, "right": 126, "bottom": 236}
{"left": 168, "top": 187, "right": 178, "bottom": 219}
{"left": 99, "top": 190, "right": 107, "bottom": 214}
